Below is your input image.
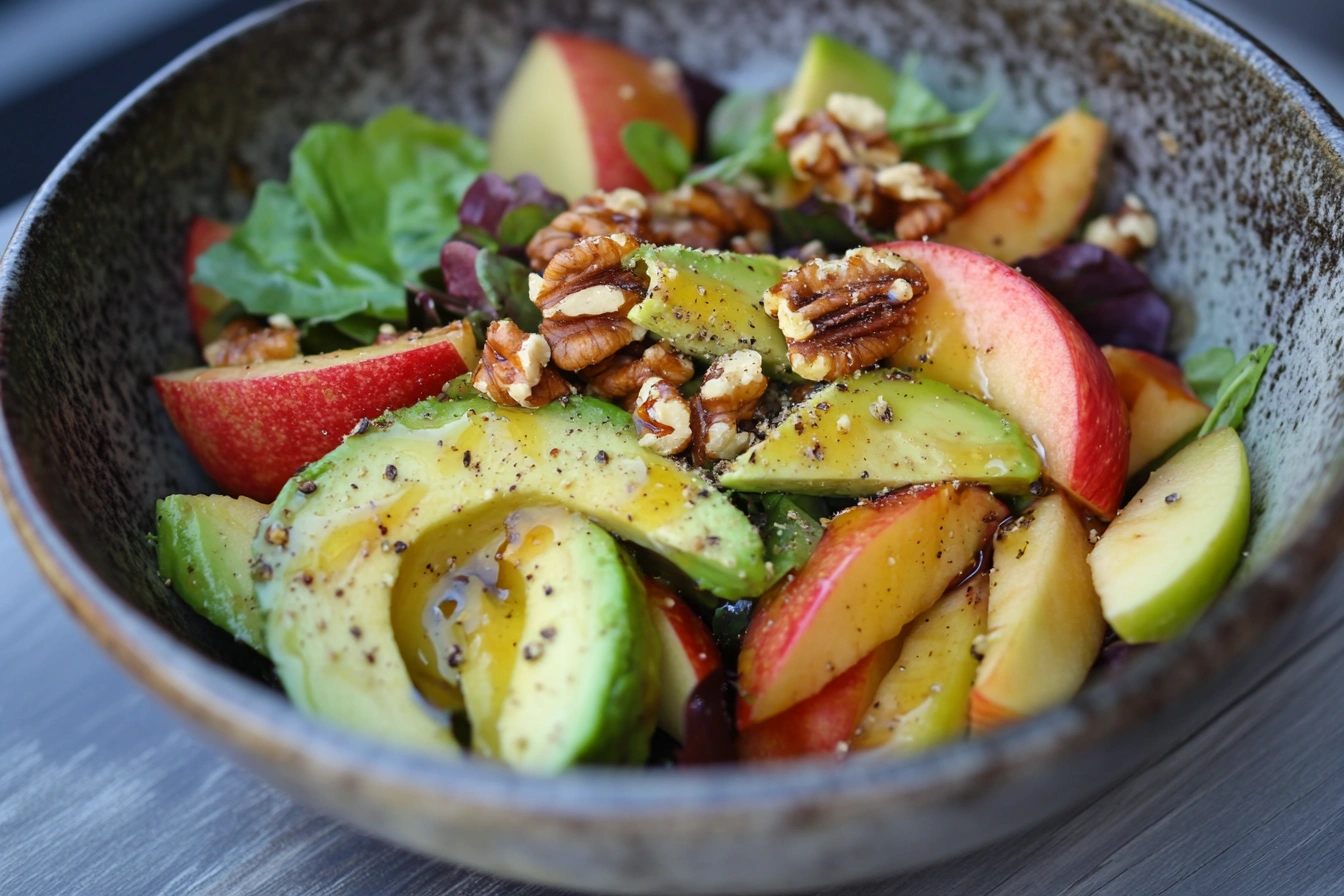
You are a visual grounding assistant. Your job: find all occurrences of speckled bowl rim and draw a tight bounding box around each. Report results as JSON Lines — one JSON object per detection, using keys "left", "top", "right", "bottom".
{"left": 2, "top": 0, "right": 1343, "bottom": 823}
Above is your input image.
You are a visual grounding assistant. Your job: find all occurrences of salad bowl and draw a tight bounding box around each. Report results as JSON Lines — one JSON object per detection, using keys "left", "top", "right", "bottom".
{"left": 2, "top": 0, "right": 1343, "bottom": 892}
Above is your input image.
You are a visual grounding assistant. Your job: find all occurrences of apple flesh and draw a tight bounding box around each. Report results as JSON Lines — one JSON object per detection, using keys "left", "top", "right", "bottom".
{"left": 1102, "top": 346, "right": 1209, "bottom": 475}
{"left": 185, "top": 217, "right": 234, "bottom": 343}
{"left": 489, "top": 32, "right": 697, "bottom": 199}
{"left": 883, "top": 239, "right": 1129, "bottom": 518}
{"left": 1089, "top": 427, "right": 1251, "bottom": 643}
{"left": 155, "top": 323, "right": 476, "bottom": 502}
{"left": 736, "top": 483, "right": 1007, "bottom": 728}
{"left": 970, "top": 494, "right": 1106, "bottom": 733}
{"left": 851, "top": 572, "right": 987, "bottom": 754}
{"left": 939, "top": 109, "right": 1108, "bottom": 263}
{"left": 738, "top": 638, "right": 902, "bottom": 761}
{"left": 644, "top": 578, "right": 722, "bottom": 743}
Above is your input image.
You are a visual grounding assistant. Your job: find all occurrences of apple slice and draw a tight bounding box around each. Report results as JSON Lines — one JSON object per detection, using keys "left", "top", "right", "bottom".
{"left": 851, "top": 573, "right": 987, "bottom": 754}
{"left": 970, "top": 494, "right": 1106, "bottom": 733}
{"left": 155, "top": 323, "right": 476, "bottom": 502}
{"left": 736, "top": 483, "right": 1007, "bottom": 728}
{"left": 489, "top": 32, "right": 696, "bottom": 199}
{"left": 1089, "top": 427, "right": 1250, "bottom": 643}
{"left": 738, "top": 638, "right": 902, "bottom": 761}
{"left": 186, "top": 217, "right": 234, "bottom": 343}
{"left": 1102, "top": 346, "right": 1209, "bottom": 475}
{"left": 883, "top": 239, "right": 1129, "bottom": 517}
{"left": 939, "top": 109, "right": 1108, "bottom": 262}
{"left": 644, "top": 578, "right": 722, "bottom": 743}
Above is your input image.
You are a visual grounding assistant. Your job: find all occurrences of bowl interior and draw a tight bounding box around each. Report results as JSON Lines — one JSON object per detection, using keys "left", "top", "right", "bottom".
{"left": 3, "top": 0, "right": 1344, "bottom": 791}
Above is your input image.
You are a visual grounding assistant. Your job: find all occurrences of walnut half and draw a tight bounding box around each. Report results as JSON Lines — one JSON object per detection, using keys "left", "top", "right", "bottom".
{"left": 1083, "top": 193, "right": 1159, "bottom": 259}
{"left": 472, "top": 319, "right": 575, "bottom": 408}
{"left": 633, "top": 377, "right": 694, "bottom": 456}
{"left": 531, "top": 233, "right": 650, "bottom": 372}
{"left": 202, "top": 318, "right": 300, "bottom": 367}
{"left": 691, "top": 349, "right": 769, "bottom": 465}
{"left": 526, "top": 188, "right": 650, "bottom": 272}
{"left": 581, "top": 341, "right": 696, "bottom": 409}
{"left": 763, "top": 246, "right": 928, "bottom": 381}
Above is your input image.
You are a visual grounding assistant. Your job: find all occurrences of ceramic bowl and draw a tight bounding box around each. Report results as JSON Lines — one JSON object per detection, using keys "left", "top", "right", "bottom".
{"left": 2, "top": 0, "right": 1343, "bottom": 892}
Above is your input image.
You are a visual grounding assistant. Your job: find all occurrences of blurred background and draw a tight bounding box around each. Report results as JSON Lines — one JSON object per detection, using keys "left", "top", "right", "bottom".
{"left": 0, "top": 0, "right": 1340, "bottom": 237}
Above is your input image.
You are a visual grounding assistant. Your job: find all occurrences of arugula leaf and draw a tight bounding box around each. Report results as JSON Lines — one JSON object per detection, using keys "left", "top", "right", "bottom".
{"left": 1182, "top": 346, "right": 1236, "bottom": 406}
{"left": 194, "top": 107, "right": 487, "bottom": 333}
{"left": 1195, "top": 344, "right": 1275, "bottom": 438}
{"left": 620, "top": 121, "right": 692, "bottom": 192}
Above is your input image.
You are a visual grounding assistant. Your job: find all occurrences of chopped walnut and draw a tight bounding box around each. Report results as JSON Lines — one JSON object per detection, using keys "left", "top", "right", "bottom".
{"left": 633, "top": 377, "right": 693, "bottom": 456}
{"left": 775, "top": 94, "right": 964, "bottom": 237}
{"left": 581, "top": 341, "right": 695, "bottom": 408}
{"left": 1083, "top": 194, "right": 1159, "bottom": 259}
{"left": 763, "top": 246, "right": 928, "bottom": 381}
{"left": 472, "top": 319, "right": 575, "bottom": 408}
{"left": 203, "top": 319, "right": 300, "bottom": 367}
{"left": 648, "top": 182, "right": 773, "bottom": 254}
{"left": 526, "top": 189, "right": 650, "bottom": 271}
{"left": 691, "top": 350, "right": 769, "bottom": 465}
{"left": 531, "top": 233, "right": 649, "bottom": 372}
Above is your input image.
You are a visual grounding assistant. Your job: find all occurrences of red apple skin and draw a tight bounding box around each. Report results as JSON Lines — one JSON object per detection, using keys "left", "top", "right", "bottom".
{"left": 185, "top": 218, "right": 234, "bottom": 342}
{"left": 882, "top": 240, "right": 1129, "bottom": 518}
{"left": 1102, "top": 346, "right": 1210, "bottom": 475}
{"left": 645, "top": 578, "right": 722, "bottom": 743}
{"left": 738, "top": 638, "right": 902, "bottom": 762}
{"left": 737, "top": 484, "right": 1007, "bottom": 728}
{"left": 155, "top": 326, "right": 472, "bottom": 502}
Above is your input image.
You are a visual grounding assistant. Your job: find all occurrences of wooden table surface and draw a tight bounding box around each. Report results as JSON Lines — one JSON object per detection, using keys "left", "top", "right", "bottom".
{"left": 3, "top": 7, "right": 1344, "bottom": 889}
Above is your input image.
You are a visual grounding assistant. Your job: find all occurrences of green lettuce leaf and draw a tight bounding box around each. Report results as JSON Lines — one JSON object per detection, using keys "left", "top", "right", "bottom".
{"left": 194, "top": 107, "right": 487, "bottom": 331}
{"left": 1193, "top": 344, "right": 1275, "bottom": 438}
{"left": 1181, "top": 346, "right": 1236, "bottom": 406}
{"left": 620, "top": 120, "right": 692, "bottom": 192}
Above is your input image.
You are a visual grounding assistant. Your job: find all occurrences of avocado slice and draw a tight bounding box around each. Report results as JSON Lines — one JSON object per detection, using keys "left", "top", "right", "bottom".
{"left": 429, "top": 507, "right": 659, "bottom": 770}
{"left": 719, "top": 370, "right": 1042, "bottom": 496}
{"left": 625, "top": 244, "right": 797, "bottom": 379}
{"left": 156, "top": 494, "right": 269, "bottom": 654}
{"left": 780, "top": 34, "right": 897, "bottom": 121}
{"left": 254, "top": 395, "right": 764, "bottom": 756}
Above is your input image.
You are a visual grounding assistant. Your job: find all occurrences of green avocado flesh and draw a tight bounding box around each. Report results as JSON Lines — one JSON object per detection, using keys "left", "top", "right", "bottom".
{"left": 253, "top": 396, "right": 764, "bottom": 758}
{"left": 781, "top": 34, "right": 897, "bottom": 120}
{"left": 400, "top": 506, "right": 660, "bottom": 771}
{"left": 625, "top": 244, "right": 796, "bottom": 379}
{"left": 719, "top": 370, "right": 1043, "bottom": 496}
{"left": 156, "top": 494, "right": 269, "bottom": 654}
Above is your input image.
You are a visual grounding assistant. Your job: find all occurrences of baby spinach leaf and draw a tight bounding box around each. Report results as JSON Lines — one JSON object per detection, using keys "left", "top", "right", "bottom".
{"left": 194, "top": 107, "right": 487, "bottom": 335}
{"left": 1181, "top": 346, "right": 1236, "bottom": 406}
{"left": 621, "top": 120, "right": 692, "bottom": 192}
{"left": 762, "top": 493, "right": 826, "bottom": 587}
{"left": 1196, "top": 344, "right": 1275, "bottom": 438}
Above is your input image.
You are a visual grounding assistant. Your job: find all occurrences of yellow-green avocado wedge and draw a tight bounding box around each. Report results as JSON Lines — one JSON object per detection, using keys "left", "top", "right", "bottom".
{"left": 1089, "top": 427, "right": 1251, "bottom": 643}
{"left": 781, "top": 34, "right": 898, "bottom": 119}
{"left": 252, "top": 395, "right": 765, "bottom": 757}
{"left": 156, "top": 494, "right": 269, "bottom": 655}
{"left": 719, "top": 370, "right": 1043, "bottom": 496}
{"left": 441, "top": 508, "right": 660, "bottom": 771}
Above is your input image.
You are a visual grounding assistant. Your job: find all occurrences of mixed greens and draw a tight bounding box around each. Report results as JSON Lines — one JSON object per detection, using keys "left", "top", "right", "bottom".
{"left": 155, "top": 33, "right": 1273, "bottom": 772}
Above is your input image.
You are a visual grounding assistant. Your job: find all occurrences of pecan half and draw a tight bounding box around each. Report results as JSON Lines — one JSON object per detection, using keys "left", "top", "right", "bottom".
{"left": 691, "top": 349, "right": 769, "bottom": 465}
{"left": 632, "top": 377, "right": 694, "bottom": 456}
{"left": 202, "top": 318, "right": 300, "bottom": 367}
{"left": 763, "top": 246, "right": 928, "bottom": 381}
{"left": 1083, "top": 193, "right": 1159, "bottom": 259}
{"left": 526, "top": 189, "right": 650, "bottom": 272}
{"left": 531, "top": 233, "right": 649, "bottom": 372}
{"left": 581, "top": 341, "right": 695, "bottom": 408}
{"left": 472, "top": 319, "right": 574, "bottom": 408}
{"left": 648, "top": 182, "right": 773, "bottom": 254}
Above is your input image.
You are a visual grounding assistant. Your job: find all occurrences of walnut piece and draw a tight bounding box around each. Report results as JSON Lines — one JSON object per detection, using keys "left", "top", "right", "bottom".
{"left": 581, "top": 341, "right": 695, "bottom": 409}
{"left": 472, "top": 319, "right": 575, "bottom": 408}
{"left": 202, "top": 318, "right": 300, "bottom": 367}
{"left": 1083, "top": 193, "right": 1159, "bottom": 259}
{"left": 632, "top": 377, "right": 694, "bottom": 456}
{"left": 648, "top": 182, "right": 773, "bottom": 254}
{"left": 763, "top": 246, "right": 928, "bottom": 381}
{"left": 531, "top": 233, "right": 649, "bottom": 372}
{"left": 526, "top": 189, "right": 650, "bottom": 272}
{"left": 691, "top": 349, "right": 769, "bottom": 465}
{"left": 874, "top": 162, "right": 967, "bottom": 240}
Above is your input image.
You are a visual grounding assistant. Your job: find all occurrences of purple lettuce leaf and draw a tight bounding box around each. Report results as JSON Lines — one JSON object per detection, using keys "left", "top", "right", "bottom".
{"left": 678, "top": 667, "right": 737, "bottom": 765}
{"left": 772, "top": 198, "right": 888, "bottom": 255}
{"left": 456, "top": 173, "right": 566, "bottom": 256}
{"left": 1015, "top": 243, "right": 1172, "bottom": 356}
{"left": 681, "top": 68, "right": 727, "bottom": 160}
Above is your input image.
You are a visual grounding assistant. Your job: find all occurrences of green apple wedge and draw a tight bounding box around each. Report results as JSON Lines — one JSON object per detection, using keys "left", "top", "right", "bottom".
{"left": 1088, "top": 426, "right": 1251, "bottom": 643}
